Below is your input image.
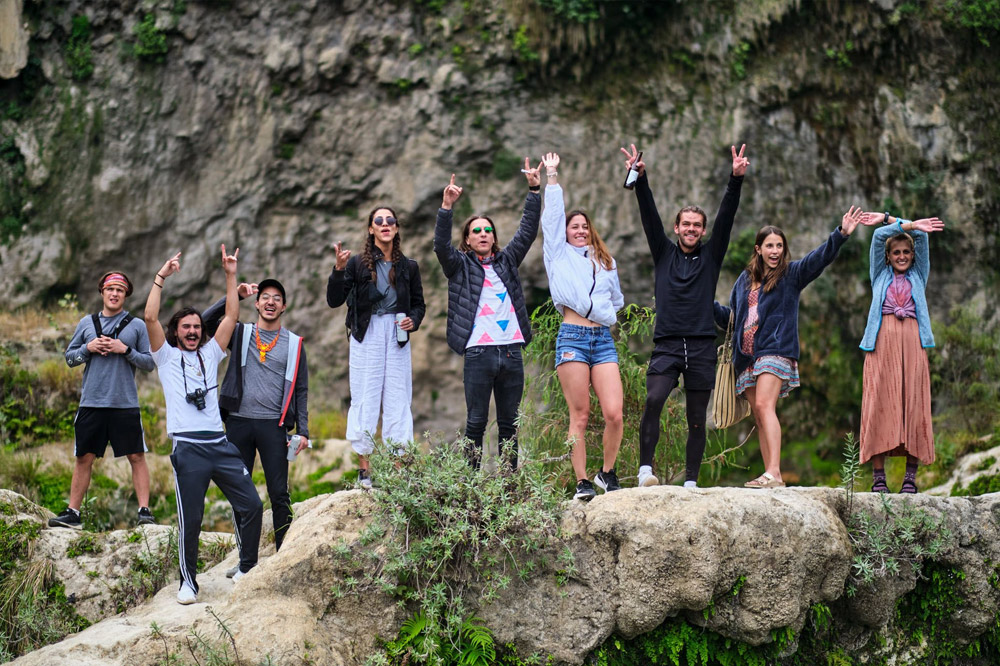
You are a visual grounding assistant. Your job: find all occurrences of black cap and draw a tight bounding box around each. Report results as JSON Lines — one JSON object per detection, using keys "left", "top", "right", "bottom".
{"left": 256, "top": 278, "right": 286, "bottom": 302}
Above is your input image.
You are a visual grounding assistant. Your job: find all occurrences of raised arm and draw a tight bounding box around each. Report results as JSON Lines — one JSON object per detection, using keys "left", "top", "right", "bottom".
{"left": 503, "top": 158, "right": 542, "bottom": 266}
{"left": 325, "top": 243, "right": 353, "bottom": 309}
{"left": 706, "top": 144, "right": 749, "bottom": 266}
{"left": 862, "top": 212, "right": 944, "bottom": 282}
{"left": 789, "top": 207, "right": 861, "bottom": 288}
{"left": 540, "top": 152, "right": 565, "bottom": 269}
{"left": 144, "top": 252, "right": 181, "bottom": 352}
{"left": 622, "top": 144, "right": 669, "bottom": 263}
{"left": 213, "top": 244, "right": 240, "bottom": 351}
{"left": 434, "top": 174, "right": 466, "bottom": 277}
{"left": 203, "top": 282, "right": 256, "bottom": 339}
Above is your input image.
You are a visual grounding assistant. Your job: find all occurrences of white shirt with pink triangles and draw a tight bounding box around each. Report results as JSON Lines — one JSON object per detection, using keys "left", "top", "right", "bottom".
{"left": 466, "top": 264, "right": 524, "bottom": 348}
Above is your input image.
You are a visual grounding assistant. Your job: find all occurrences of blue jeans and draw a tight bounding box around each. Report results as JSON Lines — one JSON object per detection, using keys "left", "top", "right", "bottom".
{"left": 463, "top": 344, "right": 524, "bottom": 470}
{"left": 555, "top": 324, "right": 618, "bottom": 367}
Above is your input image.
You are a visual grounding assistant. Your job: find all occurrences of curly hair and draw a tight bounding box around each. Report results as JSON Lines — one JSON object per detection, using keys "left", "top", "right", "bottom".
{"left": 165, "top": 307, "right": 208, "bottom": 349}
{"left": 745, "top": 225, "right": 790, "bottom": 293}
{"left": 363, "top": 206, "right": 403, "bottom": 285}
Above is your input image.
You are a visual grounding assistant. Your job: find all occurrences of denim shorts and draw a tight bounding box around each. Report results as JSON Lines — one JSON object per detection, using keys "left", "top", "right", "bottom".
{"left": 555, "top": 324, "right": 618, "bottom": 368}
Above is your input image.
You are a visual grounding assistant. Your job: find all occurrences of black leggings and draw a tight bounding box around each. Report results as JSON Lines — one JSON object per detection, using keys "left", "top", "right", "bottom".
{"left": 639, "top": 374, "right": 711, "bottom": 482}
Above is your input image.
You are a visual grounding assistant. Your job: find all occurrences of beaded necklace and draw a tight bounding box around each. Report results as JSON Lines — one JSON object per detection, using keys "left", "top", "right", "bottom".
{"left": 255, "top": 325, "right": 280, "bottom": 363}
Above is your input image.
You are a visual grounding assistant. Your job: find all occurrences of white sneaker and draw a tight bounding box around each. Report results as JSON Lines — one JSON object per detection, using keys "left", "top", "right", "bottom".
{"left": 683, "top": 480, "right": 697, "bottom": 489}
{"left": 637, "top": 466, "right": 659, "bottom": 487}
{"left": 177, "top": 582, "right": 197, "bottom": 605}
{"left": 232, "top": 569, "right": 246, "bottom": 582}
{"left": 225, "top": 565, "right": 239, "bottom": 579}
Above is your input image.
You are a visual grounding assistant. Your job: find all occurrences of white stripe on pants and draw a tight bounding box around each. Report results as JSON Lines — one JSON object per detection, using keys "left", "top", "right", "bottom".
{"left": 347, "top": 314, "right": 413, "bottom": 455}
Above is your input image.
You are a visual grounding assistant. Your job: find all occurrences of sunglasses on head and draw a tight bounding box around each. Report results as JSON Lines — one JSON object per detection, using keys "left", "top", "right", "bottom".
{"left": 471, "top": 226, "right": 494, "bottom": 234}
{"left": 373, "top": 216, "right": 397, "bottom": 227}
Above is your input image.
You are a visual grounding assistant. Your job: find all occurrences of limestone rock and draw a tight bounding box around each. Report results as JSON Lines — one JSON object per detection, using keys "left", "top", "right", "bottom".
{"left": 0, "top": 0, "right": 29, "bottom": 79}
{"left": 10, "top": 487, "right": 1000, "bottom": 666}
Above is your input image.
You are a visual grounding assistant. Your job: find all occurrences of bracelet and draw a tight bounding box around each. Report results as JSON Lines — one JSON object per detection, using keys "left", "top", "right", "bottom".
{"left": 153, "top": 281, "right": 163, "bottom": 288}
{"left": 157, "top": 273, "right": 166, "bottom": 279}
{"left": 528, "top": 185, "right": 540, "bottom": 192}
{"left": 882, "top": 211, "right": 890, "bottom": 226}
{"left": 546, "top": 171, "right": 558, "bottom": 177}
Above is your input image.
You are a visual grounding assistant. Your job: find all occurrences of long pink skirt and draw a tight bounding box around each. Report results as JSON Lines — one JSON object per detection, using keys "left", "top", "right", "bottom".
{"left": 860, "top": 314, "right": 935, "bottom": 465}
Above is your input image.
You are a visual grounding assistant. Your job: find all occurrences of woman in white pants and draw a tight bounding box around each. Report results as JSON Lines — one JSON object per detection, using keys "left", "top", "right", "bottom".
{"left": 326, "top": 207, "right": 426, "bottom": 488}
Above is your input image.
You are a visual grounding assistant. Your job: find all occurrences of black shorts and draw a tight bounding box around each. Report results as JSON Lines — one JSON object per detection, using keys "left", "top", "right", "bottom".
{"left": 74, "top": 407, "right": 147, "bottom": 458}
{"left": 647, "top": 336, "right": 717, "bottom": 391}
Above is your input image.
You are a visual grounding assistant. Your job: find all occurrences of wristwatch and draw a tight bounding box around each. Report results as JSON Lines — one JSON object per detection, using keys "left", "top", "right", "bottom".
{"left": 882, "top": 211, "right": 890, "bottom": 226}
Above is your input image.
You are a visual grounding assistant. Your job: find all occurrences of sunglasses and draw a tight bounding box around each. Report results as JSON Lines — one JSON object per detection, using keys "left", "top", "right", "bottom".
{"left": 471, "top": 226, "right": 494, "bottom": 234}
{"left": 372, "top": 216, "right": 397, "bottom": 227}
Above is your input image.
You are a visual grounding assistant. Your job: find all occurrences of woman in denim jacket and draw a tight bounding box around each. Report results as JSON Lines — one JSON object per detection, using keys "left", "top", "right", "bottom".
{"left": 540, "top": 152, "right": 625, "bottom": 501}
{"left": 858, "top": 212, "right": 945, "bottom": 493}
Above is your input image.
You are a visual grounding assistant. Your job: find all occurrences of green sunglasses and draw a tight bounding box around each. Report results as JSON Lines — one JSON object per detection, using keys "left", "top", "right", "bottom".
{"left": 471, "top": 226, "right": 494, "bottom": 234}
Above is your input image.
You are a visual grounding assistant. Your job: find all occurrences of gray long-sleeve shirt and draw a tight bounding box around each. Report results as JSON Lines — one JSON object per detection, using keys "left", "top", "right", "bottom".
{"left": 64, "top": 311, "right": 155, "bottom": 408}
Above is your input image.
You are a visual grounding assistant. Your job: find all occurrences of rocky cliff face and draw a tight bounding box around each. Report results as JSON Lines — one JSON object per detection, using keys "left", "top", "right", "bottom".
{"left": 7, "top": 485, "right": 1000, "bottom": 665}
{"left": 1, "top": 0, "right": 998, "bottom": 431}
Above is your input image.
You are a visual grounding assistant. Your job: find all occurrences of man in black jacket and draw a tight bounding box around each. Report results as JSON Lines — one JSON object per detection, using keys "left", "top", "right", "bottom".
{"left": 203, "top": 278, "right": 309, "bottom": 560}
{"left": 434, "top": 165, "right": 541, "bottom": 470}
{"left": 622, "top": 144, "right": 750, "bottom": 488}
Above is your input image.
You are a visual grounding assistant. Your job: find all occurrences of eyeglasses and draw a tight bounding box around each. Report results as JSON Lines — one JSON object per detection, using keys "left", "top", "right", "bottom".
{"left": 471, "top": 226, "right": 494, "bottom": 234}
{"left": 372, "top": 216, "right": 397, "bottom": 227}
{"left": 259, "top": 294, "right": 284, "bottom": 303}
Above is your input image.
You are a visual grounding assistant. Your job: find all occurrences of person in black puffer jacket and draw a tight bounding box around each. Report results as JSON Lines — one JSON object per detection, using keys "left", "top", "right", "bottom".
{"left": 327, "top": 206, "right": 425, "bottom": 488}
{"left": 434, "top": 165, "right": 541, "bottom": 470}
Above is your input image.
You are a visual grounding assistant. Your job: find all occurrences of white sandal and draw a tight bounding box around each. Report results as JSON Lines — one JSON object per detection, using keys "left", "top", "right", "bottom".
{"left": 744, "top": 472, "right": 785, "bottom": 489}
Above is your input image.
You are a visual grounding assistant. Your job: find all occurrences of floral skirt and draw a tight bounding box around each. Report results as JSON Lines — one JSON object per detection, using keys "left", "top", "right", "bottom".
{"left": 736, "top": 355, "right": 800, "bottom": 398}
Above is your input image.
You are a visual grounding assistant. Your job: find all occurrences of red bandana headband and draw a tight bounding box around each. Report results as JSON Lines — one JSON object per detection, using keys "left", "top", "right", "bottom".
{"left": 102, "top": 273, "right": 129, "bottom": 290}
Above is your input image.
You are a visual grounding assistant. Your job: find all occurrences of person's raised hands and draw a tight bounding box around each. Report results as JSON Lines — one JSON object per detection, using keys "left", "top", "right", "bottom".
{"left": 442, "top": 173, "right": 463, "bottom": 210}
{"left": 221, "top": 244, "right": 239, "bottom": 275}
{"left": 158, "top": 251, "right": 181, "bottom": 279}
{"left": 523, "top": 157, "right": 541, "bottom": 188}
{"left": 912, "top": 217, "right": 945, "bottom": 233}
{"left": 859, "top": 211, "right": 885, "bottom": 227}
{"left": 620, "top": 144, "right": 645, "bottom": 177}
{"left": 238, "top": 283, "right": 258, "bottom": 299}
{"left": 333, "top": 242, "right": 351, "bottom": 271}
{"left": 841, "top": 206, "right": 864, "bottom": 236}
{"left": 731, "top": 144, "right": 749, "bottom": 177}
{"left": 541, "top": 152, "right": 560, "bottom": 175}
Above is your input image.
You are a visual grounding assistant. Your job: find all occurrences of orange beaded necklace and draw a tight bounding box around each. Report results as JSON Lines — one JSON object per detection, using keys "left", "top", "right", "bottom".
{"left": 255, "top": 326, "right": 279, "bottom": 363}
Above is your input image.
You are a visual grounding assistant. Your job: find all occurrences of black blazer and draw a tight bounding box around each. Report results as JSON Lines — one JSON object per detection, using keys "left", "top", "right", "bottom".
{"left": 326, "top": 249, "right": 426, "bottom": 346}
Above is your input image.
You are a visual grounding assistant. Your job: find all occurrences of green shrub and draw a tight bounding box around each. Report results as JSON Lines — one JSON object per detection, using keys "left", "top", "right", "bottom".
{"left": 66, "top": 15, "right": 94, "bottom": 80}
{"left": 66, "top": 533, "right": 103, "bottom": 558}
{"left": 337, "top": 438, "right": 565, "bottom": 666}
{"left": 133, "top": 14, "right": 168, "bottom": 63}
{"left": 931, "top": 305, "right": 1000, "bottom": 434}
{"left": 0, "top": 345, "right": 78, "bottom": 447}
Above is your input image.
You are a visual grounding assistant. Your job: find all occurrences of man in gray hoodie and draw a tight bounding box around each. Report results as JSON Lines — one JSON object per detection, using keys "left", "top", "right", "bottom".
{"left": 50, "top": 271, "right": 157, "bottom": 529}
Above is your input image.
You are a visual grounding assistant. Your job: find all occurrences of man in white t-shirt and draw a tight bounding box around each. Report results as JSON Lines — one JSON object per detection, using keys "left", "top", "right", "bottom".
{"left": 143, "top": 245, "right": 263, "bottom": 605}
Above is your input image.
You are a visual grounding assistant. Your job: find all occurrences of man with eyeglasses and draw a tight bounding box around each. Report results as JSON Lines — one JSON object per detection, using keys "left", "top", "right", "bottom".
{"left": 203, "top": 277, "right": 309, "bottom": 567}
{"left": 435, "top": 163, "right": 541, "bottom": 470}
{"left": 145, "top": 246, "right": 263, "bottom": 605}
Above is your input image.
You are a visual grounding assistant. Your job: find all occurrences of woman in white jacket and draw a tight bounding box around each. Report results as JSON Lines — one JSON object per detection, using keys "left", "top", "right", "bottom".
{"left": 541, "top": 152, "right": 625, "bottom": 501}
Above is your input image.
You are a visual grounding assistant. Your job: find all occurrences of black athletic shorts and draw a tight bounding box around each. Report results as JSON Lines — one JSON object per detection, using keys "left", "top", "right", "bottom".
{"left": 647, "top": 336, "right": 717, "bottom": 391}
{"left": 74, "top": 407, "right": 147, "bottom": 458}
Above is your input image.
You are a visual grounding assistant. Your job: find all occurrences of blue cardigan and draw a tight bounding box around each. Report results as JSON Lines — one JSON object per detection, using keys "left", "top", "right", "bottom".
{"left": 859, "top": 221, "right": 935, "bottom": 351}
{"left": 716, "top": 228, "right": 849, "bottom": 375}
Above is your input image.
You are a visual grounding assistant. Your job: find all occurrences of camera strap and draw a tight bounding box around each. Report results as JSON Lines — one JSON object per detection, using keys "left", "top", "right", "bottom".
{"left": 180, "top": 351, "right": 213, "bottom": 395}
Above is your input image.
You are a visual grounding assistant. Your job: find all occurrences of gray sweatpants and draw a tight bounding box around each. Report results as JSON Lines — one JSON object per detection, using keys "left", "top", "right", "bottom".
{"left": 170, "top": 432, "right": 263, "bottom": 593}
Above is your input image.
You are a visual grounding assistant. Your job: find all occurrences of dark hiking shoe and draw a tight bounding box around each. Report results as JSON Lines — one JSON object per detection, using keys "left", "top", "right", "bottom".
{"left": 49, "top": 508, "right": 82, "bottom": 529}
{"left": 573, "top": 479, "right": 597, "bottom": 501}
{"left": 594, "top": 469, "right": 621, "bottom": 493}
{"left": 137, "top": 507, "right": 156, "bottom": 525}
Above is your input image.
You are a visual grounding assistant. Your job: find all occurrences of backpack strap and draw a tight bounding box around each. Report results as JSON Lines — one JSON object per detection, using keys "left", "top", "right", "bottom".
{"left": 110, "top": 313, "right": 134, "bottom": 339}
{"left": 91, "top": 313, "right": 103, "bottom": 338}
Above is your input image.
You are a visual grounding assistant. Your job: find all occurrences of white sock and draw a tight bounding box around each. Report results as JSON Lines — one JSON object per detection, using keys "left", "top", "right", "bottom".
{"left": 683, "top": 480, "right": 697, "bottom": 489}
{"left": 639, "top": 465, "right": 653, "bottom": 476}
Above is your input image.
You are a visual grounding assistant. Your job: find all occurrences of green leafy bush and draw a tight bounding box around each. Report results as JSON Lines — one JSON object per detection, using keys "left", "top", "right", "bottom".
{"left": 65, "top": 15, "right": 94, "bottom": 80}
{"left": 133, "top": 14, "right": 168, "bottom": 63}
{"left": 336, "top": 438, "right": 565, "bottom": 666}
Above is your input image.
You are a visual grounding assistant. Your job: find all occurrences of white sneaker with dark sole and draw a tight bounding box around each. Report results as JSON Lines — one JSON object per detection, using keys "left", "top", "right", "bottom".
{"left": 225, "top": 565, "right": 239, "bottom": 579}
{"left": 232, "top": 570, "right": 246, "bottom": 583}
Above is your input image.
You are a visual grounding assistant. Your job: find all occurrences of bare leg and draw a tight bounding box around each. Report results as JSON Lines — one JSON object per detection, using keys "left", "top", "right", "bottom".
{"left": 358, "top": 454, "right": 369, "bottom": 472}
{"left": 126, "top": 453, "right": 151, "bottom": 507}
{"left": 750, "top": 373, "right": 783, "bottom": 481}
{"left": 558, "top": 361, "right": 593, "bottom": 481}
{"left": 591, "top": 363, "right": 624, "bottom": 472}
{"left": 68, "top": 453, "right": 97, "bottom": 510}
{"left": 871, "top": 453, "right": 886, "bottom": 471}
